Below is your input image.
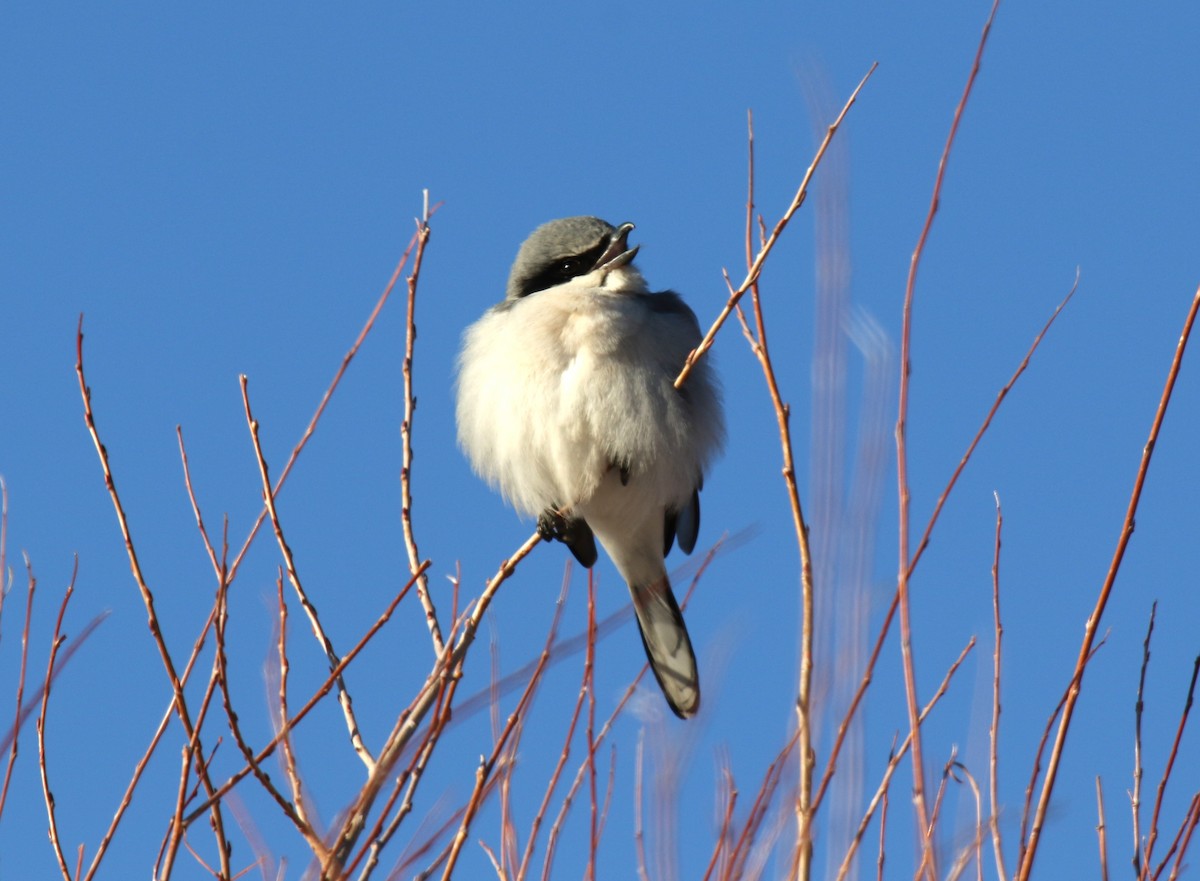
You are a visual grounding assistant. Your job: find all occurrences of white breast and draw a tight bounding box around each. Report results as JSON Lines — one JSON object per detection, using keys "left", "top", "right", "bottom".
{"left": 456, "top": 280, "right": 723, "bottom": 519}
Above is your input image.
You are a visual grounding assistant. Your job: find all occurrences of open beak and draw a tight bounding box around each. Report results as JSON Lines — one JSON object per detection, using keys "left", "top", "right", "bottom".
{"left": 591, "top": 222, "right": 640, "bottom": 272}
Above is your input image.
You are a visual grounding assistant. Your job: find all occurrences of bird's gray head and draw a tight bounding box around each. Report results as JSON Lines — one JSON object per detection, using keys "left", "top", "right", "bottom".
{"left": 505, "top": 216, "right": 643, "bottom": 300}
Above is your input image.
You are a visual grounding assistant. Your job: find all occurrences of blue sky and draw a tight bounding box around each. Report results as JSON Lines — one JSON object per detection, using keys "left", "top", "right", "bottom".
{"left": 2, "top": 3, "right": 1199, "bottom": 879}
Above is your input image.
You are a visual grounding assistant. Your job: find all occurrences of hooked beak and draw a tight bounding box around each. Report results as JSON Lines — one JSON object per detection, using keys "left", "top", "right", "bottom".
{"left": 591, "top": 222, "right": 640, "bottom": 273}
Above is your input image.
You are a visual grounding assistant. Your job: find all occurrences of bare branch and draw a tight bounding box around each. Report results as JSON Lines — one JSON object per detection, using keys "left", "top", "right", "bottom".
{"left": 989, "top": 493, "right": 1008, "bottom": 881}
{"left": 226, "top": 229, "right": 426, "bottom": 587}
{"left": 77, "top": 317, "right": 230, "bottom": 877}
{"left": 399, "top": 195, "right": 446, "bottom": 656}
{"left": 0, "top": 534, "right": 34, "bottom": 821}
{"left": 1017, "top": 283, "right": 1200, "bottom": 881}
{"left": 833, "top": 638, "right": 975, "bottom": 881}
{"left": 895, "top": 5, "right": 1003, "bottom": 873}
{"left": 1097, "top": 777, "right": 1110, "bottom": 881}
{"left": 241, "top": 374, "right": 374, "bottom": 772}
{"left": 36, "top": 557, "right": 78, "bottom": 881}
{"left": 674, "top": 62, "right": 877, "bottom": 390}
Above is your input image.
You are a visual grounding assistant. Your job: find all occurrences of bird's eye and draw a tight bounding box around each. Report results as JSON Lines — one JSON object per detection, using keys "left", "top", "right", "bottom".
{"left": 558, "top": 258, "right": 581, "bottom": 276}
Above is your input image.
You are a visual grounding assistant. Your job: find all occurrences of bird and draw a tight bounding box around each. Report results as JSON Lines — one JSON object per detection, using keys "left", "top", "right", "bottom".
{"left": 455, "top": 216, "right": 724, "bottom": 718}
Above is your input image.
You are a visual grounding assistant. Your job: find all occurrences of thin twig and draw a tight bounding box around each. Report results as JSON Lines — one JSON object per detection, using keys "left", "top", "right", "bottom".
{"left": 400, "top": 193, "right": 445, "bottom": 656}
{"left": 324, "top": 531, "right": 541, "bottom": 877}
{"left": 1133, "top": 603, "right": 1156, "bottom": 877}
{"left": 1017, "top": 283, "right": 1200, "bottom": 881}
{"left": 833, "top": 638, "right": 975, "bottom": 881}
{"left": 732, "top": 107, "right": 818, "bottom": 878}
{"left": 183, "top": 560, "right": 429, "bottom": 827}
{"left": 1144, "top": 655, "right": 1200, "bottom": 879}
{"left": 635, "top": 732, "right": 651, "bottom": 881}
{"left": 0, "top": 539, "right": 34, "bottom": 821}
{"left": 226, "top": 228, "right": 426, "bottom": 588}
{"left": 276, "top": 575, "right": 313, "bottom": 837}
{"left": 811, "top": 268, "right": 1077, "bottom": 832}
{"left": 1166, "top": 794, "right": 1200, "bottom": 881}
{"left": 241, "top": 374, "right": 374, "bottom": 772}
{"left": 36, "top": 558, "right": 78, "bottom": 881}
{"left": 701, "top": 758, "right": 737, "bottom": 881}
{"left": 876, "top": 788, "right": 888, "bottom": 881}
{"left": 674, "top": 63, "right": 876, "bottom": 390}
{"left": 212, "top": 564, "right": 324, "bottom": 859}
{"left": 516, "top": 567, "right": 583, "bottom": 881}
{"left": 944, "top": 760, "right": 984, "bottom": 881}
{"left": 439, "top": 558, "right": 565, "bottom": 880}
{"left": 989, "top": 493, "right": 1008, "bottom": 881}
{"left": 726, "top": 728, "right": 803, "bottom": 880}
{"left": 595, "top": 744, "right": 617, "bottom": 865}
{"left": 896, "top": 5, "right": 1002, "bottom": 875}
{"left": 1017, "top": 639, "right": 1108, "bottom": 871}
{"left": 76, "top": 318, "right": 230, "bottom": 878}
{"left": 585, "top": 573, "right": 599, "bottom": 881}
{"left": 1097, "top": 777, "right": 1110, "bottom": 881}
{"left": 177, "top": 426, "right": 223, "bottom": 581}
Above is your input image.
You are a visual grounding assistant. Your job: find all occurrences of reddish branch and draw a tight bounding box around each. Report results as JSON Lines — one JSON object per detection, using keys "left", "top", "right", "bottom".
{"left": 77, "top": 318, "right": 232, "bottom": 878}
{"left": 895, "top": 4, "right": 1003, "bottom": 875}
{"left": 1017, "top": 285, "right": 1200, "bottom": 880}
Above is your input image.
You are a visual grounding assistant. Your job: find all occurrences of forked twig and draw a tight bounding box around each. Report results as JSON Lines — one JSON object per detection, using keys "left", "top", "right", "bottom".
{"left": 182, "top": 560, "right": 429, "bottom": 828}
{"left": 674, "top": 62, "right": 877, "bottom": 390}
{"left": 212, "top": 567, "right": 325, "bottom": 860}
{"left": 732, "top": 106, "right": 819, "bottom": 878}
{"left": 76, "top": 317, "right": 230, "bottom": 878}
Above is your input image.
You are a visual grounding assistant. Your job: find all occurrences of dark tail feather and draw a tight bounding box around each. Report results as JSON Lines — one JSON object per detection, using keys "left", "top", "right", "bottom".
{"left": 629, "top": 576, "right": 699, "bottom": 718}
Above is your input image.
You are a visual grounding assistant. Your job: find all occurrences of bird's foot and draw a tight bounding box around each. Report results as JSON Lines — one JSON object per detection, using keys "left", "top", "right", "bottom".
{"left": 537, "top": 508, "right": 570, "bottom": 542}
{"left": 537, "top": 507, "right": 598, "bottom": 568}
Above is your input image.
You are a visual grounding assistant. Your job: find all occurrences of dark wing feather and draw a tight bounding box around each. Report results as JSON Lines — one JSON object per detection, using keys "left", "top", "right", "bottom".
{"left": 675, "top": 487, "right": 701, "bottom": 555}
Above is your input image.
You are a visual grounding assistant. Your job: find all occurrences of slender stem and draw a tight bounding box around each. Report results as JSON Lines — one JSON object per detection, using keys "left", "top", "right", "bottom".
{"left": 1017, "top": 286, "right": 1200, "bottom": 880}
{"left": 400, "top": 193, "right": 445, "bottom": 655}
{"left": 674, "top": 63, "right": 876, "bottom": 390}
{"left": 896, "top": 6, "right": 1001, "bottom": 875}
{"left": 76, "top": 318, "right": 230, "bottom": 878}
{"left": 989, "top": 493, "right": 1008, "bottom": 881}
{"left": 241, "top": 375, "right": 375, "bottom": 772}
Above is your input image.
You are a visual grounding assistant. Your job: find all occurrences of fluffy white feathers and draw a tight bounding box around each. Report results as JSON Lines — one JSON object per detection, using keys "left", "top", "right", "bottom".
{"left": 455, "top": 217, "right": 724, "bottom": 717}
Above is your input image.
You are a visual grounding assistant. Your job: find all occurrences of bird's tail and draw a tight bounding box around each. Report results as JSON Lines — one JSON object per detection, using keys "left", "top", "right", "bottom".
{"left": 629, "top": 576, "right": 699, "bottom": 718}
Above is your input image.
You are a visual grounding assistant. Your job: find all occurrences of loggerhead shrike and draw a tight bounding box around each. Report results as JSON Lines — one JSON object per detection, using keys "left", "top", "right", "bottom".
{"left": 455, "top": 216, "right": 724, "bottom": 718}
